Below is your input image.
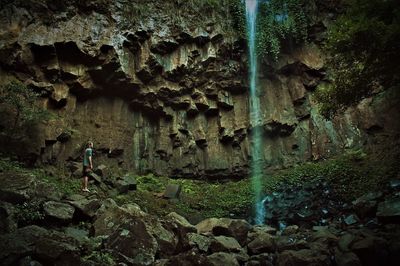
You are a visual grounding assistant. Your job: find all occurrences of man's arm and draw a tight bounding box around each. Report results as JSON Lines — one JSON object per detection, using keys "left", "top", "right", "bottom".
{"left": 89, "top": 156, "right": 93, "bottom": 169}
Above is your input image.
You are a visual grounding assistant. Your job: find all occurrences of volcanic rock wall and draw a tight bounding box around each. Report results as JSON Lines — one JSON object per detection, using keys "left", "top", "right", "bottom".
{"left": 0, "top": 0, "right": 399, "bottom": 178}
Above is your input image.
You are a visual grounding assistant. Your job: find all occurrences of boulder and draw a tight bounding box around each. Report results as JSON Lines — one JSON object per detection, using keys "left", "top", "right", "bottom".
{"left": 352, "top": 192, "right": 382, "bottom": 218}
{"left": 105, "top": 219, "right": 158, "bottom": 265}
{"left": 210, "top": 236, "right": 242, "bottom": 253}
{"left": 187, "top": 233, "right": 212, "bottom": 252}
{"left": 115, "top": 175, "right": 137, "bottom": 194}
{"left": 66, "top": 194, "right": 101, "bottom": 218}
{"left": 351, "top": 236, "right": 389, "bottom": 266}
{"left": 344, "top": 214, "right": 360, "bottom": 226}
{"left": 196, "top": 218, "right": 251, "bottom": 246}
{"left": 247, "top": 233, "right": 276, "bottom": 254}
{"left": 208, "top": 252, "right": 239, "bottom": 266}
{"left": 281, "top": 225, "right": 299, "bottom": 235}
{"left": 246, "top": 253, "right": 274, "bottom": 266}
{"left": 0, "top": 172, "right": 35, "bottom": 203}
{"left": 94, "top": 164, "right": 109, "bottom": 177}
{"left": 94, "top": 199, "right": 177, "bottom": 258}
{"left": 0, "top": 225, "right": 80, "bottom": 265}
{"left": 377, "top": 198, "right": 400, "bottom": 223}
{"left": 275, "top": 235, "right": 308, "bottom": 252}
{"left": 163, "top": 184, "right": 181, "bottom": 199}
{"left": 43, "top": 201, "right": 75, "bottom": 223}
{"left": 162, "top": 250, "right": 211, "bottom": 266}
{"left": 338, "top": 233, "right": 356, "bottom": 252}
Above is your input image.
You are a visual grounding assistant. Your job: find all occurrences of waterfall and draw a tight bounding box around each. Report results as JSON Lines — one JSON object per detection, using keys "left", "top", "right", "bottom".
{"left": 245, "top": 0, "right": 265, "bottom": 225}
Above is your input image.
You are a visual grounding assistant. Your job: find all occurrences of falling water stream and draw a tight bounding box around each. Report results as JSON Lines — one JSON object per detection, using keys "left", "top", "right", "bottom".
{"left": 245, "top": 0, "right": 266, "bottom": 225}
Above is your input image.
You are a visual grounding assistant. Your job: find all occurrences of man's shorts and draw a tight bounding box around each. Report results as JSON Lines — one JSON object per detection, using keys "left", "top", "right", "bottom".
{"left": 82, "top": 166, "right": 92, "bottom": 176}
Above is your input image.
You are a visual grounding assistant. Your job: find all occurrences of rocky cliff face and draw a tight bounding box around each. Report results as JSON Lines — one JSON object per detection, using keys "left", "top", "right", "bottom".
{"left": 1, "top": 0, "right": 399, "bottom": 178}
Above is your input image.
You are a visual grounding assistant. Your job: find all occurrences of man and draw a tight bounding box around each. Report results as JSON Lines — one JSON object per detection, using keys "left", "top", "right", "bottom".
{"left": 82, "top": 141, "right": 94, "bottom": 192}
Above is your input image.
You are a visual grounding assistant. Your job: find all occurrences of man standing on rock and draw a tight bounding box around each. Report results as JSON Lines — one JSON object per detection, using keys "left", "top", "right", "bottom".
{"left": 82, "top": 141, "right": 94, "bottom": 192}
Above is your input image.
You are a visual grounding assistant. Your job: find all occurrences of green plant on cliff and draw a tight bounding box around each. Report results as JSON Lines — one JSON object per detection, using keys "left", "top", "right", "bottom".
{"left": 0, "top": 81, "right": 49, "bottom": 133}
{"left": 315, "top": 0, "right": 400, "bottom": 118}
{"left": 256, "top": 0, "right": 310, "bottom": 60}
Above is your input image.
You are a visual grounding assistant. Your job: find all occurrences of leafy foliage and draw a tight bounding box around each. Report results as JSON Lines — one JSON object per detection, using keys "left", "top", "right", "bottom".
{"left": 114, "top": 173, "right": 254, "bottom": 220}
{"left": 266, "top": 149, "right": 397, "bottom": 201}
{"left": 0, "top": 81, "right": 49, "bottom": 131}
{"left": 315, "top": 0, "right": 400, "bottom": 118}
{"left": 14, "top": 200, "right": 45, "bottom": 227}
{"left": 256, "top": 0, "right": 310, "bottom": 60}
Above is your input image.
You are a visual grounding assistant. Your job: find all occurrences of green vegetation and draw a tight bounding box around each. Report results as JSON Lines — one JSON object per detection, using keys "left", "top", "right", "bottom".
{"left": 14, "top": 200, "right": 44, "bottom": 227}
{"left": 0, "top": 157, "right": 80, "bottom": 197}
{"left": 114, "top": 173, "right": 253, "bottom": 220}
{"left": 82, "top": 251, "right": 115, "bottom": 265}
{"left": 265, "top": 149, "right": 398, "bottom": 201}
{"left": 315, "top": 0, "right": 400, "bottom": 118}
{"left": 256, "top": 0, "right": 310, "bottom": 60}
{"left": 0, "top": 81, "right": 49, "bottom": 132}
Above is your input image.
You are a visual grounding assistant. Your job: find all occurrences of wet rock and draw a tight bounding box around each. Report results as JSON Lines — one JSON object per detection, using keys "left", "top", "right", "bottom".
{"left": 43, "top": 201, "right": 75, "bottom": 223}
{"left": 377, "top": 198, "right": 400, "bottom": 223}
{"left": 208, "top": 252, "right": 239, "bottom": 266}
{"left": 351, "top": 236, "right": 389, "bottom": 266}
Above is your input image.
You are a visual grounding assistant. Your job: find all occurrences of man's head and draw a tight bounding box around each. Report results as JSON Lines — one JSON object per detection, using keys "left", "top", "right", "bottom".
{"left": 87, "top": 141, "right": 93, "bottom": 148}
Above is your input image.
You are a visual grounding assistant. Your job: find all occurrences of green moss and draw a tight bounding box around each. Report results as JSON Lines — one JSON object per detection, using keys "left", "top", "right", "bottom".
{"left": 265, "top": 149, "right": 396, "bottom": 201}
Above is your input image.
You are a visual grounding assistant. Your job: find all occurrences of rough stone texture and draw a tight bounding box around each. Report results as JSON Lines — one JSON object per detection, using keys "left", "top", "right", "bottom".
{"left": 208, "top": 252, "right": 240, "bottom": 266}
{"left": 276, "top": 249, "right": 330, "bottom": 266}
{"left": 115, "top": 175, "right": 137, "bottom": 193}
{"left": 93, "top": 198, "right": 178, "bottom": 260}
{"left": 196, "top": 218, "right": 251, "bottom": 246}
{"left": 0, "top": 225, "right": 81, "bottom": 265}
{"left": 66, "top": 194, "right": 101, "bottom": 218}
{"left": 43, "top": 201, "right": 75, "bottom": 223}
{"left": 247, "top": 233, "right": 276, "bottom": 255}
{"left": 210, "top": 236, "right": 242, "bottom": 253}
{"left": 0, "top": 0, "right": 399, "bottom": 179}
{"left": 163, "top": 184, "right": 181, "bottom": 199}
{"left": 376, "top": 198, "right": 400, "bottom": 223}
{"left": 0, "top": 172, "right": 35, "bottom": 204}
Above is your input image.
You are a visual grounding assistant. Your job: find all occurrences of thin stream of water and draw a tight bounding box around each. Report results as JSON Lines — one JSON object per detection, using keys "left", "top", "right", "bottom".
{"left": 245, "top": 0, "right": 266, "bottom": 225}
